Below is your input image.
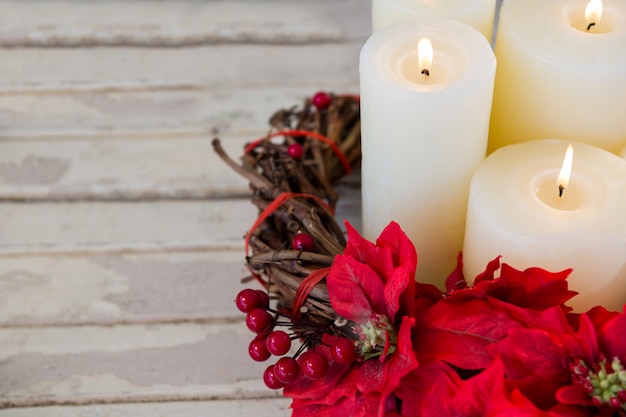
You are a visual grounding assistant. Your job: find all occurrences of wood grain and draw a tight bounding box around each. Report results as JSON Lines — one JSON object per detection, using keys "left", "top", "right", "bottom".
{"left": 0, "top": 251, "right": 249, "bottom": 326}
{"left": 0, "top": 322, "right": 282, "bottom": 408}
{"left": 0, "top": 84, "right": 360, "bottom": 137}
{"left": 0, "top": 185, "right": 359, "bottom": 254}
{"left": 0, "top": 399, "right": 291, "bottom": 417}
{"left": 0, "top": 1, "right": 369, "bottom": 47}
{"left": 0, "top": 134, "right": 251, "bottom": 200}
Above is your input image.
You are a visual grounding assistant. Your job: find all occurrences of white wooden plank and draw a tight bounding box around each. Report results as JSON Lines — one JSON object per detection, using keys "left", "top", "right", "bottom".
{"left": 0, "top": 186, "right": 360, "bottom": 255}
{"left": 0, "top": 1, "right": 369, "bottom": 47}
{"left": 0, "top": 399, "right": 291, "bottom": 417}
{"left": 0, "top": 323, "right": 284, "bottom": 408}
{"left": 0, "top": 251, "right": 251, "bottom": 326}
{"left": 0, "top": 44, "right": 361, "bottom": 92}
{"left": 0, "top": 134, "right": 251, "bottom": 200}
{"left": 0, "top": 200, "right": 254, "bottom": 255}
{"left": 0, "top": 135, "right": 360, "bottom": 201}
{"left": 0, "top": 85, "right": 359, "bottom": 137}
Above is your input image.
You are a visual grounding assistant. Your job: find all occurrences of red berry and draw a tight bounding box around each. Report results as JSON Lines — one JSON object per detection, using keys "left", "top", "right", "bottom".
{"left": 245, "top": 308, "right": 274, "bottom": 333}
{"left": 266, "top": 331, "right": 292, "bottom": 356}
{"left": 301, "top": 351, "right": 329, "bottom": 380}
{"left": 274, "top": 357, "right": 300, "bottom": 384}
{"left": 255, "top": 290, "right": 270, "bottom": 309}
{"left": 263, "top": 365, "right": 286, "bottom": 390}
{"left": 330, "top": 338, "right": 357, "bottom": 364}
{"left": 249, "top": 335, "right": 271, "bottom": 362}
{"left": 292, "top": 233, "right": 315, "bottom": 251}
{"left": 312, "top": 91, "right": 332, "bottom": 110}
{"left": 287, "top": 143, "right": 304, "bottom": 160}
{"left": 235, "top": 288, "right": 261, "bottom": 313}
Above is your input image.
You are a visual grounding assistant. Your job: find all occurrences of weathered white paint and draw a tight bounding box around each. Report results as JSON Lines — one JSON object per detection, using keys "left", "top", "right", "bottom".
{"left": 0, "top": 200, "right": 256, "bottom": 254}
{"left": 0, "top": 399, "right": 290, "bottom": 417}
{"left": 0, "top": 323, "right": 280, "bottom": 407}
{"left": 0, "top": 134, "right": 251, "bottom": 200}
{"left": 0, "top": 251, "right": 250, "bottom": 325}
{"left": 0, "top": 1, "right": 369, "bottom": 47}
{"left": 0, "top": 44, "right": 361, "bottom": 91}
{"left": 0, "top": 85, "right": 360, "bottom": 137}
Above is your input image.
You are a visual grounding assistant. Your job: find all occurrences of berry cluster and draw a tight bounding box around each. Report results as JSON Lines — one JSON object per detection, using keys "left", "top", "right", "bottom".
{"left": 235, "top": 281, "right": 358, "bottom": 389}
{"left": 234, "top": 90, "right": 360, "bottom": 389}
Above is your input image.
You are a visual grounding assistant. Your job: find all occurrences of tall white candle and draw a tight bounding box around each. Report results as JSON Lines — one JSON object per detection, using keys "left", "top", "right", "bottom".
{"left": 372, "top": 0, "right": 497, "bottom": 42}
{"left": 360, "top": 18, "right": 496, "bottom": 286}
{"left": 489, "top": 0, "right": 626, "bottom": 154}
{"left": 463, "top": 139, "right": 626, "bottom": 312}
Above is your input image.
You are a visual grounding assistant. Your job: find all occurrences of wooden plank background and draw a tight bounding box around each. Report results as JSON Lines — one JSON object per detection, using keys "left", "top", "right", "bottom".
{"left": 0, "top": 1, "right": 367, "bottom": 415}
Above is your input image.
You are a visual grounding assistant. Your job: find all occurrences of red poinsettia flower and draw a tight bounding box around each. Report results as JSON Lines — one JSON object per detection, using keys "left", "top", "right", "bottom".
{"left": 555, "top": 309, "right": 626, "bottom": 415}
{"left": 285, "top": 221, "right": 419, "bottom": 417}
{"left": 412, "top": 257, "right": 577, "bottom": 370}
{"left": 327, "top": 221, "right": 416, "bottom": 325}
{"left": 280, "top": 221, "right": 626, "bottom": 417}
{"left": 398, "top": 358, "right": 559, "bottom": 416}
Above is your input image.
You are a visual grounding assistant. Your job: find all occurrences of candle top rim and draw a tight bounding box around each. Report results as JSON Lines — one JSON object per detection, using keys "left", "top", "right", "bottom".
{"left": 499, "top": 0, "right": 626, "bottom": 70}
{"left": 472, "top": 139, "right": 626, "bottom": 223}
{"left": 360, "top": 16, "right": 496, "bottom": 93}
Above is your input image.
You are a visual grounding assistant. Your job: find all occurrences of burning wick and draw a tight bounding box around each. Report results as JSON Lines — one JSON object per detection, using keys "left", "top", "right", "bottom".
{"left": 418, "top": 38, "right": 433, "bottom": 78}
{"left": 585, "top": 0, "right": 603, "bottom": 31}
{"left": 557, "top": 145, "right": 574, "bottom": 198}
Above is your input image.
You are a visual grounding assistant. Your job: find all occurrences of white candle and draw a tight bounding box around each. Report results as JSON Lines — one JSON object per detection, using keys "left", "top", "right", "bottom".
{"left": 372, "top": 0, "right": 497, "bottom": 42}
{"left": 463, "top": 139, "right": 626, "bottom": 312}
{"left": 489, "top": 0, "right": 626, "bottom": 154}
{"left": 360, "top": 18, "right": 496, "bottom": 286}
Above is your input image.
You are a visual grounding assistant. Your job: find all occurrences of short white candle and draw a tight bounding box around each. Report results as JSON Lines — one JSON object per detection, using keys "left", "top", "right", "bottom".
{"left": 360, "top": 18, "right": 496, "bottom": 286}
{"left": 372, "top": 0, "right": 497, "bottom": 42}
{"left": 489, "top": 0, "right": 626, "bottom": 154}
{"left": 463, "top": 139, "right": 626, "bottom": 312}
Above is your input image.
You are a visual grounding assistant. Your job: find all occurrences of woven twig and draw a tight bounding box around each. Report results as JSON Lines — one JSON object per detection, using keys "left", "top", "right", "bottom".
{"left": 212, "top": 93, "right": 360, "bottom": 328}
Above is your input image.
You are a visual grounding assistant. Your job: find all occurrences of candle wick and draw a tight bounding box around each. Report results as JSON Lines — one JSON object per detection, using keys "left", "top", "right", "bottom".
{"left": 421, "top": 68, "right": 430, "bottom": 77}
{"left": 558, "top": 184, "right": 565, "bottom": 198}
{"left": 587, "top": 22, "right": 596, "bottom": 31}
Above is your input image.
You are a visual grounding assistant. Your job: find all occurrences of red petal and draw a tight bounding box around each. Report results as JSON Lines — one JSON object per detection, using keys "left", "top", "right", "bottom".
{"left": 356, "top": 359, "right": 385, "bottom": 394}
{"left": 422, "top": 359, "right": 506, "bottom": 416}
{"left": 343, "top": 221, "right": 395, "bottom": 282}
{"left": 487, "top": 299, "right": 572, "bottom": 334}
{"left": 453, "top": 262, "right": 577, "bottom": 311}
{"left": 599, "top": 312, "right": 626, "bottom": 361}
{"left": 377, "top": 222, "right": 417, "bottom": 320}
{"left": 438, "top": 359, "right": 552, "bottom": 416}
{"left": 326, "top": 254, "right": 385, "bottom": 322}
{"left": 381, "top": 317, "right": 419, "bottom": 400}
{"left": 414, "top": 299, "right": 522, "bottom": 369}
{"left": 567, "top": 314, "right": 600, "bottom": 361}
{"left": 487, "top": 327, "right": 570, "bottom": 409}
{"left": 445, "top": 252, "right": 468, "bottom": 293}
{"left": 555, "top": 385, "right": 594, "bottom": 406}
{"left": 396, "top": 361, "right": 461, "bottom": 416}
{"left": 473, "top": 256, "right": 501, "bottom": 285}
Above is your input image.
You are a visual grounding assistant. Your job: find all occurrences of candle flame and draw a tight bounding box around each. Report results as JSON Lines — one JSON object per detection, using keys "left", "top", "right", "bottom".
{"left": 585, "top": 0, "right": 603, "bottom": 26}
{"left": 418, "top": 38, "right": 433, "bottom": 76}
{"left": 557, "top": 145, "right": 574, "bottom": 197}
